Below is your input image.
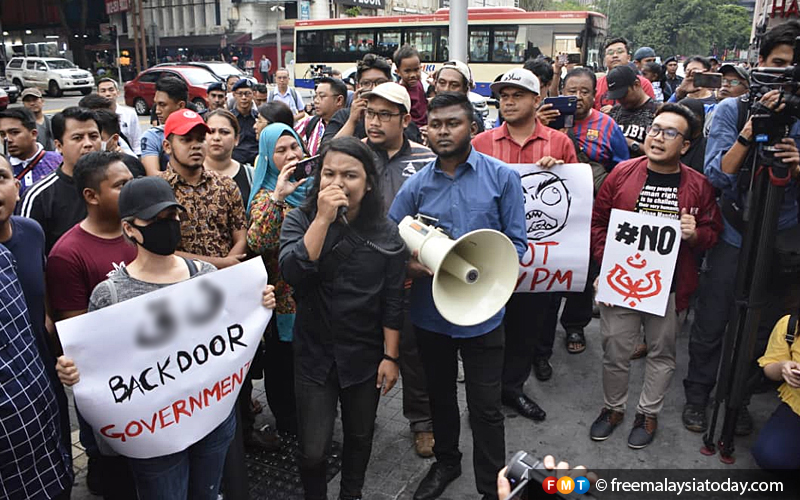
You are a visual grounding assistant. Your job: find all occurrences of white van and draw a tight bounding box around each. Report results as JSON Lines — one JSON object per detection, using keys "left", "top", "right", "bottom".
{"left": 6, "top": 57, "right": 93, "bottom": 97}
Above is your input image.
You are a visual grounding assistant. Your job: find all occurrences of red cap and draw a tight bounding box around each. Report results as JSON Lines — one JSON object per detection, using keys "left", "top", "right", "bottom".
{"left": 164, "top": 109, "right": 210, "bottom": 138}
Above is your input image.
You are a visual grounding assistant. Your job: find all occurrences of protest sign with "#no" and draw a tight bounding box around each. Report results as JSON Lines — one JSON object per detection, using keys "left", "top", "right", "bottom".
{"left": 596, "top": 209, "right": 681, "bottom": 317}
{"left": 57, "top": 258, "right": 272, "bottom": 459}
{"left": 510, "top": 163, "right": 593, "bottom": 293}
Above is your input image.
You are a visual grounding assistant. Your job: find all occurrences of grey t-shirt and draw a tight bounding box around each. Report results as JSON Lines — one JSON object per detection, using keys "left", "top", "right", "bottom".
{"left": 87, "top": 258, "right": 216, "bottom": 456}
{"left": 89, "top": 259, "right": 216, "bottom": 312}
{"left": 36, "top": 115, "right": 55, "bottom": 152}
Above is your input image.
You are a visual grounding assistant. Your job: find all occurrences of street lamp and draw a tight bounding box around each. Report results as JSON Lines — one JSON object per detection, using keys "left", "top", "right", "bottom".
{"left": 270, "top": 4, "right": 285, "bottom": 69}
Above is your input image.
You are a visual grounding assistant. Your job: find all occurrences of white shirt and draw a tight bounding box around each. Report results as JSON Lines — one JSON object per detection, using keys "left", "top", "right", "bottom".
{"left": 116, "top": 105, "right": 142, "bottom": 155}
{"left": 271, "top": 87, "right": 305, "bottom": 115}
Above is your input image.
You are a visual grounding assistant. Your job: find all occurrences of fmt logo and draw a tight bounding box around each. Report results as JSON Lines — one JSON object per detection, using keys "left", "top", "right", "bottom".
{"left": 542, "top": 476, "right": 591, "bottom": 495}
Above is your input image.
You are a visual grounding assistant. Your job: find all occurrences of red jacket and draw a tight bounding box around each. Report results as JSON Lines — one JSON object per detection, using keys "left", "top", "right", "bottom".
{"left": 591, "top": 156, "right": 722, "bottom": 312}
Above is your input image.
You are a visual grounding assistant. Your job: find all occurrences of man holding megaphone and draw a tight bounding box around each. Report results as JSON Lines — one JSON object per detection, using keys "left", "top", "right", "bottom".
{"left": 389, "top": 92, "right": 527, "bottom": 500}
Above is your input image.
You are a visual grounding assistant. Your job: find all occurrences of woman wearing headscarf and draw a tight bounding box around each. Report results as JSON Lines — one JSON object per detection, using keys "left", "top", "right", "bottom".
{"left": 246, "top": 123, "right": 309, "bottom": 436}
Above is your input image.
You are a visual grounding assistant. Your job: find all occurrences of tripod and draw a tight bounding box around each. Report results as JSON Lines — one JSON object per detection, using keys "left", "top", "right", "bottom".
{"left": 701, "top": 140, "right": 792, "bottom": 464}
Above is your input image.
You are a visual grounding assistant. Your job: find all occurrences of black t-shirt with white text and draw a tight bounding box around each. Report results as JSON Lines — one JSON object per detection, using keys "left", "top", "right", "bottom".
{"left": 636, "top": 168, "right": 681, "bottom": 291}
{"left": 610, "top": 98, "right": 658, "bottom": 156}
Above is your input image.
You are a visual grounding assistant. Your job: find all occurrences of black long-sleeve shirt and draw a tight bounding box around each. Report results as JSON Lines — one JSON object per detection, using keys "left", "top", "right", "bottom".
{"left": 279, "top": 209, "right": 406, "bottom": 388}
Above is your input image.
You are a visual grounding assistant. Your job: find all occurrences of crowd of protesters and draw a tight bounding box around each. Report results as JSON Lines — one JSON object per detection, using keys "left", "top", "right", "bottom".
{"left": 2, "top": 19, "right": 800, "bottom": 500}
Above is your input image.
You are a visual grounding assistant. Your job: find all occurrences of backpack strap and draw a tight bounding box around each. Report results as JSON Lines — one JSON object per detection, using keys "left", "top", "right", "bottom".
{"left": 290, "top": 87, "right": 298, "bottom": 110}
{"left": 243, "top": 163, "right": 255, "bottom": 187}
{"left": 181, "top": 257, "right": 200, "bottom": 277}
{"left": 736, "top": 96, "right": 749, "bottom": 134}
{"left": 106, "top": 278, "right": 119, "bottom": 304}
{"left": 267, "top": 89, "right": 275, "bottom": 103}
{"left": 787, "top": 313, "right": 798, "bottom": 347}
{"left": 305, "top": 115, "right": 321, "bottom": 140}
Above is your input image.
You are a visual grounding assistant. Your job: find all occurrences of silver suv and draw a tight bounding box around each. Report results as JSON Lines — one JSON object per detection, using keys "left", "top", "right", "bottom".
{"left": 6, "top": 57, "right": 93, "bottom": 97}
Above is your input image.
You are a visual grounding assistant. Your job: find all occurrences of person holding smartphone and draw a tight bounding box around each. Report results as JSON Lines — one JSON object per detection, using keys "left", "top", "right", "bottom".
{"left": 246, "top": 122, "right": 309, "bottom": 437}
{"left": 752, "top": 313, "right": 800, "bottom": 469}
{"left": 280, "top": 136, "right": 405, "bottom": 500}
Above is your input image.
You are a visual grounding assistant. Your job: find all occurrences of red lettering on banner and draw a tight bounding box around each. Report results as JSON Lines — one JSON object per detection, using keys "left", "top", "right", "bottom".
{"left": 517, "top": 268, "right": 574, "bottom": 291}
{"left": 520, "top": 241, "right": 559, "bottom": 268}
{"left": 158, "top": 406, "right": 174, "bottom": 429}
{"left": 173, "top": 400, "right": 191, "bottom": 425}
{"left": 221, "top": 376, "right": 232, "bottom": 397}
{"left": 203, "top": 382, "right": 222, "bottom": 406}
{"left": 189, "top": 393, "right": 204, "bottom": 413}
{"left": 140, "top": 413, "right": 158, "bottom": 434}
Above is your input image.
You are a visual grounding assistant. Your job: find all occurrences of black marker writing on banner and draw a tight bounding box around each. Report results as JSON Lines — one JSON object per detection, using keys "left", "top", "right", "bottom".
{"left": 109, "top": 324, "right": 247, "bottom": 403}
{"left": 615, "top": 222, "right": 676, "bottom": 256}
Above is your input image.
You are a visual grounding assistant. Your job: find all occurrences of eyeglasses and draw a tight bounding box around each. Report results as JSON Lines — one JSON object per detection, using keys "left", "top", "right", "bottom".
{"left": 646, "top": 125, "right": 685, "bottom": 140}
{"left": 605, "top": 48, "right": 627, "bottom": 56}
{"left": 722, "top": 78, "right": 743, "bottom": 87}
{"left": 236, "top": 91, "right": 253, "bottom": 98}
{"left": 358, "top": 79, "right": 389, "bottom": 89}
{"left": 365, "top": 108, "right": 402, "bottom": 122}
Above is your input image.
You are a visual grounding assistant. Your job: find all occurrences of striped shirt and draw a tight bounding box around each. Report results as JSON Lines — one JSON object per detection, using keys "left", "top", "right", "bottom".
{"left": 572, "top": 109, "right": 630, "bottom": 170}
{"left": 0, "top": 244, "right": 72, "bottom": 499}
{"left": 471, "top": 121, "right": 578, "bottom": 165}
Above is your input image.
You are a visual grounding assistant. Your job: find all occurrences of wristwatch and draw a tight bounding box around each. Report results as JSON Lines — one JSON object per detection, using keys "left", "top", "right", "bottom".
{"left": 270, "top": 193, "right": 286, "bottom": 207}
{"left": 737, "top": 134, "right": 752, "bottom": 147}
{"left": 383, "top": 354, "right": 400, "bottom": 365}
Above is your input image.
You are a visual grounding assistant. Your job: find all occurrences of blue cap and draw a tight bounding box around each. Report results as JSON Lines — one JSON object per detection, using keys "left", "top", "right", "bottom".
{"left": 633, "top": 47, "right": 656, "bottom": 61}
{"left": 232, "top": 79, "right": 255, "bottom": 92}
{"left": 207, "top": 82, "right": 224, "bottom": 93}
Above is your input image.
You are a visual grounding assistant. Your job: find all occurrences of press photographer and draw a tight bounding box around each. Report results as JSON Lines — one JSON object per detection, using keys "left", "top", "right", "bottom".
{"left": 684, "top": 21, "right": 800, "bottom": 440}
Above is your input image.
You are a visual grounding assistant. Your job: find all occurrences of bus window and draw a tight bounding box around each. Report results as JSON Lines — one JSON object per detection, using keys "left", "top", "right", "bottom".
{"left": 492, "top": 28, "right": 519, "bottom": 62}
{"left": 554, "top": 35, "right": 579, "bottom": 56}
{"left": 469, "top": 29, "right": 490, "bottom": 62}
{"left": 297, "top": 32, "right": 322, "bottom": 63}
{"left": 352, "top": 31, "right": 375, "bottom": 53}
{"left": 375, "top": 31, "right": 400, "bottom": 60}
{"left": 439, "top": 34, "right": 449, "bottom": 61}
{"left": 404, "top": 29, "right": 439, "bottom": 62}
{"left": 323, "top": 31, "right": 349, "bottom": 57}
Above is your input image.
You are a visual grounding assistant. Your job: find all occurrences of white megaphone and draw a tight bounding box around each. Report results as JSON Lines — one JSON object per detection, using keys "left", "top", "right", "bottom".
{"left": 398, "top": 215, "right": 519, "bottom": 326}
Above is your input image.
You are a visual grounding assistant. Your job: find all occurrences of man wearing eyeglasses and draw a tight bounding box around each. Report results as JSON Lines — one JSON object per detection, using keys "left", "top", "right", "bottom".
{"left": 590, "top": 103, "right": 722, "bottom": 449}
{"left": 230, "top": 79, "right": 259, "bottom": 165}
{"left": 595, "top": 37, "right": 656, "bottom": 113}
{"left": 360, "top": 82, "right": 438, "bottom": 458}
{"left": 701, "top": 64, "right": 751, "bottom": 137}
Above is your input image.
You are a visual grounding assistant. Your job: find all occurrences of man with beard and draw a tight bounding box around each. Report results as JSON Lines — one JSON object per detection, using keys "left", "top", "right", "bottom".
{"left": 472, "top": 68, "right": 577, "bottom": 420}
{"left": 158, "top": 110, "right": 247, "bottom": 269}
{"left": 389, "top": 92, "right": 527, "bottom": 500}
{"left": 362, "top": 82, "right": 438, "bottom": 457}
{"left": 595, "top": 37, "right": 655, "bottom": 113}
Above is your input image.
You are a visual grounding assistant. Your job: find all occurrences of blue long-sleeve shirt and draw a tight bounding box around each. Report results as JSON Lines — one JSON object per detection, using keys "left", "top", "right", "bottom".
{"left": 704, "top": 97, "right": 800, "bottom": 247}
{"left": 388, "top": 147, "right": 527, "bottom": 338}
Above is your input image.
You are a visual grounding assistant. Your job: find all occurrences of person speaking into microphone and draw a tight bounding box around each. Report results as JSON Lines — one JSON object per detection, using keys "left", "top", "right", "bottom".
{"left": 388, "top": 92, "right": 527, "bottom": 500}
{"left": 279, "top": 136, "right": 407, "bottom": 500}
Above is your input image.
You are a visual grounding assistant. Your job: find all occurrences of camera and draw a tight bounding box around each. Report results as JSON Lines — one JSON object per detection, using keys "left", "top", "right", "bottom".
{"left": 309, "top": 64, "right": 334, "bottom": 82}
{"left": 503, "top": 451, "right": 598, "bottom": 500}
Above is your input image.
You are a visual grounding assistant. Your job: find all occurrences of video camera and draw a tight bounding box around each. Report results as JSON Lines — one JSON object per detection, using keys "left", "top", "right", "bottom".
{"left": 746, "top": 36, "right": 800, "bottom": 150}
{"left": 502, "top": 451, "right": 598, "bottom": 500}
{"left": 308, "top": 64, "right": 335, "bottom": 82}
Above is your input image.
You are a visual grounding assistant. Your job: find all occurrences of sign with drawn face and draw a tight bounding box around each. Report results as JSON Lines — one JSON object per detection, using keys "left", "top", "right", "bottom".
{"left": 595, "top": 209, "right": 681, "bottom": 316}
{"left": 510, "top": 163, "right": 593, "bottom": 293}
{"left": 57, "top": 258, "right": 272, "bottom": 459}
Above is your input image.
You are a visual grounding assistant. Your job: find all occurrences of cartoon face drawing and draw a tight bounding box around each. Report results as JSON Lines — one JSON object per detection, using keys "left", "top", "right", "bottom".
{"left": 520, "top": 171, "right": 571, "bottom": 240}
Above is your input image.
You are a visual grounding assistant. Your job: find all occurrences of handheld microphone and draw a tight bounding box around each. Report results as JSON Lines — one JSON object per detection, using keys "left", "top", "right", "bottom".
{"left": 337, "top": 205, "right": 348, "bottom": 223}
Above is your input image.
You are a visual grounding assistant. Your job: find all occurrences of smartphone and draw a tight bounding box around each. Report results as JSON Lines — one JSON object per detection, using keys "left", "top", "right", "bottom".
{"left": 567, "top": 53, "right": 581, "bottom": 64}
{"left": 542, "top": 96, "right": 578, "bottom": 129}
{"left": 558, "top": 53, "right": 568, "bottom": 65}
{"left": 693, "top": 72, "right": 723, "bottom": 89}
{"left": 293, "top": 155, "right": 320, "bottom": 182}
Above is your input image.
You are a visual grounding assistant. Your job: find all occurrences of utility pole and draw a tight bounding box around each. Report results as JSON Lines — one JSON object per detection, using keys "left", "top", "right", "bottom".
{"left": 449, "top": 0, "right": 467, "bottom": 62}
{"left": 132, "top": 0, "right": 141, "bottom": 73}
{"left": 138, "top": 0, "right": 148, "bottom": 68}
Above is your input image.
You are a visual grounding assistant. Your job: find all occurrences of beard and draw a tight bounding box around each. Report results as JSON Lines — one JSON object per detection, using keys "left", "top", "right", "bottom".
{"left": 430, "top": 135, "right": 472, "bottom": 159}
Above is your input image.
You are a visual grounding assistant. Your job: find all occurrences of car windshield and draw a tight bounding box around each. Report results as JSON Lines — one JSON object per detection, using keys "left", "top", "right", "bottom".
{"left": 179, "top": 67, "right": 219, "bottom": 86}
{"left": 204, "top": 63, "right": 244, "bottom": 78}
{"left": 46, "top": 60, "right": 77, "bottom": 70}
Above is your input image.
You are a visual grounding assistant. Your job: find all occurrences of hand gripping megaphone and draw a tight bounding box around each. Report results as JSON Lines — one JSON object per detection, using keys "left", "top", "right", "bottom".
{"left": 398, "top": 215, "right": 520, "bottom": 326}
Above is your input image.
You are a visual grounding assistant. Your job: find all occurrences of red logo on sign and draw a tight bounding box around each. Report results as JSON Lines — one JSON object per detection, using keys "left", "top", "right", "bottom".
{"left": 606, "top": 253, "right": 663, "bottom": 307}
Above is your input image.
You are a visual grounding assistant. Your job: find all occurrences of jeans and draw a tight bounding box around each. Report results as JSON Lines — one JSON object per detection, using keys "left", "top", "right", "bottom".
{"left": 128, "top": 409, "right": 236, "bottom": 500}
{"left": 684, "top": 241, "right": 784, "bottom": 406}
{"left": 751, "top": 402, "right": 800, "bottom": 469}
{"left": 295, "top": 368, "right": 380, "bottom": 500}
{"left": 502, "top": 293, "right": 561, "bottom": 398}
{"left": 416, "top": 324, "right": 505, "bottom": 500}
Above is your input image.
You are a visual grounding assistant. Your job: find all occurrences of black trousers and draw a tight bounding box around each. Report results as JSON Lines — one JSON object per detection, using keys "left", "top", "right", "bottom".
{"left": 400, "top": 297, "right": 433, "bottom": 433}
{"left": 559, "top": 261, "right": 600, "bottom": 334}
{"left": 684, "top": 240, "right": 785, "bottom": 406}
{"left": 416, "top": 324, "right": 505, "bottom": 500}
{"left": 295, "top": 369, "right": 380, "bottom": 500}
{"left": 502, "top": 293, "right": 561, "bottom": 398}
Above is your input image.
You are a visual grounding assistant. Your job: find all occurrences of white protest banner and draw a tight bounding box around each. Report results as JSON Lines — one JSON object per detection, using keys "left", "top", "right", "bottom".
{"left": 57, "top": 257, "right": 272, "bottom": 459}
{"left": 510, "top": 163, "right": 593, "bottom": 293}
{"left": 596, "top": 209, "right": 681, "bottom": 316}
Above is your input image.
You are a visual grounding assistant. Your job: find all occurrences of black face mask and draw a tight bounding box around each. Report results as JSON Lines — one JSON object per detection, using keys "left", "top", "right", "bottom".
{"left": 130, "top": 218, "right": 182, "bottom": 256}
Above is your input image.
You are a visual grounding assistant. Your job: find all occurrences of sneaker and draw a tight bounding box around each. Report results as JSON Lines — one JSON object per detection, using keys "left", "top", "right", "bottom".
{"left": 735, "top": 406, "right": 753, "bottom": 436}
{"left": 628, "top": 413, "right": 658, "bottom": 449}
{"left": 682, "top": 404, "right": 707, "bottom": 433}
{"left": 590, "top": 408, "right": 624, "bottom": 441}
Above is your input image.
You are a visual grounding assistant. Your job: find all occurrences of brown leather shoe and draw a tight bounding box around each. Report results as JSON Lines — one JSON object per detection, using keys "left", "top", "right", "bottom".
{"left": 414, "top": 431, "right": 435, "bottom": 458}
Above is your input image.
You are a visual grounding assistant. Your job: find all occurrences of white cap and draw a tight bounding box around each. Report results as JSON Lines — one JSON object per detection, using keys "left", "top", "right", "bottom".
{"left": 439, "top": 60, "right": 475, "bottom": 90}
{"left": 490, "top": 68, "right": 540, "bottom": 95}
{"left": 362, "top": 82, "right": 412, "bottom": 113}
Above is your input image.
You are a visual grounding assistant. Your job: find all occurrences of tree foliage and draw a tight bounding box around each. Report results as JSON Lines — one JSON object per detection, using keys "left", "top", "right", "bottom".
{"left": 541, "top": 0, "right": 752, "bottom": 57}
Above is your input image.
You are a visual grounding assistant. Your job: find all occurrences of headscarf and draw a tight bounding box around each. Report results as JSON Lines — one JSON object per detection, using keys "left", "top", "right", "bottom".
{"left": 246, "top": 123, "right": 309, "bottom": 212}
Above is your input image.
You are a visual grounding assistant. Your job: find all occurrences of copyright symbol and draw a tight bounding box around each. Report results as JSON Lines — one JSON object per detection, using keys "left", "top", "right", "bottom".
{"left": 595, "top": 479, "right": 607, "bottom": 492}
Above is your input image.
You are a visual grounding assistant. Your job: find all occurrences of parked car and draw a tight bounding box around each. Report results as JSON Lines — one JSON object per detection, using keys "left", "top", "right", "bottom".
{"left": 124, "top": 65, "right": 218, "bottom": 115}
{"left": 0, "top": 88, "right": 8, "bottom": 111}
{"left": 5, "top": 57, "right": 93, "bottom": 97}
{"left": 156, "top": 61, "right": 245, "bottom": 81}
{"left": 0, "top": 78, "right": 19, "bottom": 103}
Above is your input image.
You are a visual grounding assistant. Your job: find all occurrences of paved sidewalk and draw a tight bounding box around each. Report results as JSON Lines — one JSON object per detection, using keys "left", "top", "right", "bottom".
{"left": 68, "top": 310, "right": 773, "bottom": 499}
